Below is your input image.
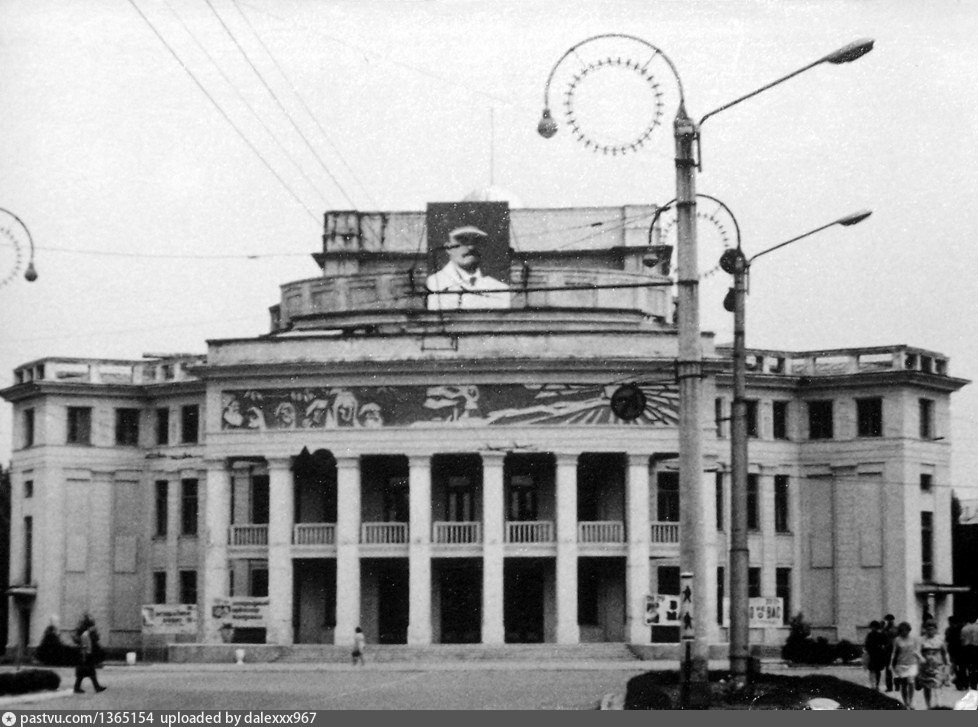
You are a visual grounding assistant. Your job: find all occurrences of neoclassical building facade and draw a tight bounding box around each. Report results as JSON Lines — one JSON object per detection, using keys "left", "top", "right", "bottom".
{"left": 2, "top": 201, "right": 968, "bottom": 653}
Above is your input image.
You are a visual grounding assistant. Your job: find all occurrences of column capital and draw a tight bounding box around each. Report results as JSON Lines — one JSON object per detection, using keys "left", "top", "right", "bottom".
{"left": 266, "top": 456, "right": 292, "bottom": 470}
{"left": 480, "top": 451, "right": 506, "bottom": 467}
{"left": 335, "top": 455, "right": 361, "bottom": 471}
{"left": 553, "top": 453, "right": 579, "bottom": 468}
{"left": 408, "top": 454, "right": 431, "bottom": 469}
{"left": 627, "top": 453, "right": 652, "bottom": 469}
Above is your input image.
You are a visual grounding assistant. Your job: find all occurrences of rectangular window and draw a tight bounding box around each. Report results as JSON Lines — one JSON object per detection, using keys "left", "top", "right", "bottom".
{"left": 772, "top": 401, "right": 788, "bottom": 440}
{"left": 715, "top": 398, "right": 725, "bottom": 438}
{"left": 181, "top": 405, "right": 199, "bottom": 444}
{"left": 115, "top": 408, "right": 140, "bottom": 446}
{"left": 856, "top": 397, "right": 883, "bottom": 437}
{"left": 22, "top": 408, "right": 35, "bottom": 448}
{"left": 24, "top": 516, "right": 33, "bottom": 583}
{"left": 66, "top": 406, "right": 92, "bottom": 445}
{"left": 746, "top": 399, "right": 759, "bottom": 438}
{"left": 251, "top": 475, "right": 270, "bottom": 524}
{"left": 921, "top": 511, "right": 933, "bottom": 581}
{"left": 383, "top": 476, "right": 409, "bottom": 522}
{"left": 155, "top": 480, "right": 168, "bottom": 538}
{"left": 446, "top": 476, "right": 474, "bottom": 522}
{"left": 156, "top": 408, "right": 170, "bottom": 446}
{"left": 657, "top": 472, "right": 680, "bottom": 523}
{"left": 24, "top": 480, "right": 33, "bottom": 499}
{"left": 748, "top": 567, "right": 761, "bottom": 598}
{"left": 715, "top": 471, "right": 724, "bottom": 531}
{"left": 153, "top": 571, "right": 167, "bottom": 604}
{"left": 919, "top": 399, "right": 934, "bottom": 439}
{"left": 578, "top": 563, "right": 599, "bottom": 626}
{"left": 807, "top": 400, "right": 834, "bottom": 440}
{"left": 179, "top": 570, "right": 197, "bottom": 605}
{"left": 250, "top": 568, "right": 269, "bottom": 598}
{"left": 776, "top": 568, "right": 792, "bottom": 624}
{"left": 658, "top": 566, "right": 680, "bottom": 595}
{"left": 747, "top": 474, "right": 759, "bottom": 531}
{"left": 920, "top": 473, "right": 933, "bottom": 492}
{"left": 181, "top": 479, "right": 198, "bottom": 536}
{"left": 507, "top": 474, "right": 538, "bottom": 522}
{"left": 717, "top": 567, "right": 725, "bottom": 626}
{"left": 774, "top": 475, "right": 790, "bottom": 533}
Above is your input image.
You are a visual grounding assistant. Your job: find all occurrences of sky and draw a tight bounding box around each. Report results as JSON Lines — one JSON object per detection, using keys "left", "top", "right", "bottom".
{"left": 1, "top": 0, "right": 977, "bottom": 496}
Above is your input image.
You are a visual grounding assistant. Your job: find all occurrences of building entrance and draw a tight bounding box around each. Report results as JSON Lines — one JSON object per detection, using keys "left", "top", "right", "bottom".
{"left": 364, "top": 559, "right": 408, "bottom": 644}
{"left": 504, "top": 559, "right": 545, "bottom": 643}
{"left": 436, "top": 560, "right": 481, "bottom": 643}
{"left": 293, "top": 559, "right": 336, "bottom": 644}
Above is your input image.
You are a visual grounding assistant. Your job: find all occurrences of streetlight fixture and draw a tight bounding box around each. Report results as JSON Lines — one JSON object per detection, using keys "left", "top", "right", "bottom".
{"left": 0, "top": 207, "right": 38, "bottom": 284}
{"left": 538, "top": 35, "right": 873, "bottom": 692}
{"left": 719, "top": 209, "right": 873, "bottom": 683}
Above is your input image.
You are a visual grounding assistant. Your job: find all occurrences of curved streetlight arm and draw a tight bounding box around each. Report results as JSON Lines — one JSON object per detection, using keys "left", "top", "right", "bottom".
{"left": 0, "top": 207, "right": 38, "bottom": 282}
{"left": 747, "top": 210, "right": 872, "bottom": 266}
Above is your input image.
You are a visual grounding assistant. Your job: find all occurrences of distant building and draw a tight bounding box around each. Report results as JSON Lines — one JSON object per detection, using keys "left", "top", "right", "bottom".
{"left": 2, "top": 200, "right": 969, "bottom": 653}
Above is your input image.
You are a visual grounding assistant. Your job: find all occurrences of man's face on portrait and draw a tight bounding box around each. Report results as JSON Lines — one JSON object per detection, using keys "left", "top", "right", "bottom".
{"left": 445, "top": 232, "right": 484, "bottom": 273}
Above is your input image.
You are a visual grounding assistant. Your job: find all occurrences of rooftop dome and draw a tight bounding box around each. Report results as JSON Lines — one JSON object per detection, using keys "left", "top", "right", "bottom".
{"left": 463, "top": 185, "right": 523, "bottom": 208}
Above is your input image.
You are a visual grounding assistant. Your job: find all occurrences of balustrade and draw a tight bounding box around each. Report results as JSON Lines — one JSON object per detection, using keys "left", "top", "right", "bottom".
{"left": 229, "top": 524, "right": 268, "bottom": 547}
{"left": 361, "top": 522, "right": 408, "bottom": 545}
{"left": 292, "top": 523, "right": 335, "bottom": 546}
{"left": 577, "top": 520, "right": 625, "bottom": 543}
{"left": 432, "top": 521, "right": 482, "bottom": 545}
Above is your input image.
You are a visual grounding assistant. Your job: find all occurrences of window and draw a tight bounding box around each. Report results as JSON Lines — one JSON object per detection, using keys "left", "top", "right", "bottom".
{"left": 856, "top": 397, "right": 883, "bottom": 437}
{"left": 774, "top": 475, "right": 790, "bottom": 533}
{"left": 919, "top": 399, "right": 934, "bottom": 439}
{"left": 920, "top": 473, "right": 933, "bottom": 492}
{"left": 772, "top": 401, "right": 788, "bottom": 440}
{"left": 251, "top": 475, "right": 270, "bottom": 524}
{"left": 578, "top": 562, "right": 600, "bottom": 626}
{"left": 24, "top": 516, "right": 33, "bottom": 584}
{"left": 921, "top": 511, "right": 933, "bottom": 581}
{"left": 156, "top": 408, "right": 170, "bottom": 446}
{"left": 383, "top": 477, "right": 409, "bottom": 522}
{"left": 657, "top": 472, "right": 680, "bottom": 523}
{"left": 717, "top": 567, "right": 725, "bottom": 626}
{"left": 748, "top": 567, "right": 761, "bottom": 598}
{"left": 715, "top": 472, "right": 724, "bottom": 531}
{"left": 745, "top": 399, "right": 759, "bottom": 438}
{"left": 807, "top": 400, "right": 833, "bottom": 440}
{"left": 776, "top": 568, "right": 792, "bottom": 624}
{"left": 154, "top": 480, "right": 168, "bottom": 538}
{"left": 153, "top": 572, "right": 167, "bottom": 604}
{"left": 446, "top": 476, "right": 474, "bottom": 522}
{"left": 507, "top": 475, "right": 538, "bottom": 521}
{"left": 181, "top": 405, "right": 199, "bottom": 444}
{"left": 250, "top": 568, "right": 269, "bottom": 598}
{"left": 181, "top": 479, "right": 198, "bottom": 536}
{"left": 22, "top": 408, "right": 35, "bottom": 448}
{"left": 747, "top": 474, "right": 759, "bottom": 531}
{"left": 24, "top": 480, "right": 33, "bottom": 499}
{"left": 66, "top": 407, "right": 92, "bottom": 445}
{"left": 714, "top": 398, "right": 725, "bottom": 438}
{"left": 179, "top": 570, "right": 197, "bottom": 605}
{"left": 658, "top": 566, "right": 680, "bottom": 595}
{"left": 115, "top": 408, "right": 140, "bottom": 446}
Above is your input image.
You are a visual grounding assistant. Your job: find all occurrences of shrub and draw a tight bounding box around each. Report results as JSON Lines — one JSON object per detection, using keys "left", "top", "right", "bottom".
{"left": 624, "top": 671, "right": 674, "bottom": 710}
{"left": 35, "top": 627, "right": 79, "bottom": 667}
{"left": 834, "top": 640, "right": 862, "bottom": 664}
{"left": 0, "top": 669, "right": 61, "bottom": 696}
{"left": 781, "top": 613, "right": 857, "bottom": 665}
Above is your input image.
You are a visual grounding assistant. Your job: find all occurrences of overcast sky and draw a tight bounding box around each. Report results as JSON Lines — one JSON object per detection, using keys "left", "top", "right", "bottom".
{"left": 2, "top": 0, "right": 977, "bottom": 497}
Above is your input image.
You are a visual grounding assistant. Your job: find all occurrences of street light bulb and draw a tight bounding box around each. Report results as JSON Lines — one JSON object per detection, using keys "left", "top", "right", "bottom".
{"left": 836, "top": 209, "right": 873, "bottom": 226}
{"left": 537, "top": 108, "right": 558, "bottom": 139}
{"left": 824, "top": 38, "right": 875, "bottom": 64}
{"left": 24, "top": 261, "right": 38, "bottom": 282}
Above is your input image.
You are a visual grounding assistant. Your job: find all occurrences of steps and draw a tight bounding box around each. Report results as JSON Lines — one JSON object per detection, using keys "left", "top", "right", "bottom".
{"left": 169, "top": 642, "right": 641, "bottom": 664}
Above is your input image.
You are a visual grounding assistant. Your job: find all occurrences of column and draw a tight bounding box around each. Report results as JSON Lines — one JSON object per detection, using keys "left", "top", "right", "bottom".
{"left": 266, "top": 458, "right": 294, "bottom": 645}
{"left": 89, "top": 469, "right": 114, "bottom": 633}
{"left": 407, "top": 456, "right": 432, "bottom": 645}
{"left": 165, "top": 474, "right": 180, "bottom": 603}
{"left": 334, "top": 456, "right": 361, "bottom": 646}
{"left": 481, "top": 453, "right": 505, "bottom": 644}
{"left": 36, "top": 463, "right": 66, "bottom": 647}
{"left": 202, "top": 460, "right": 231, "bottom": 642}
{"left": 625, "top": 454, "right": 651, "bottom": 644}
{"left": 555, "top": 454, "right": 579, "bottom": 644}
{"left": 759, "top": 472, "right": 777, "bottom": 647}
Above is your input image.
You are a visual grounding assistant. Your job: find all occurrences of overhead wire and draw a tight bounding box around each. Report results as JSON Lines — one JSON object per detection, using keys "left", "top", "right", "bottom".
{"left": 160, "top": 0, "right": 331, "bottom": 209}
{"left": 125, "top": 0, "right": 319, "bottom": 222}
{"left": 231, "top": 0, "right": 380, "bottom": 209}
{"left": 202, "top": 0, "right": 358, "bottom": 209}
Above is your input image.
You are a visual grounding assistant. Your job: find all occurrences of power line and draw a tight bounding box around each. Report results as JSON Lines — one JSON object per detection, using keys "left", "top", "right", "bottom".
{"left": 125, "top": 0, "right": 319, "bottom": 222}
{"left": 231, "top": 0, "right": 379, "bottom": 209}
{"left": 160, "top": 0, "right": 331, "bottom": 208}
{"left": 203, "top": 0, "right": 358, "bottom": 209}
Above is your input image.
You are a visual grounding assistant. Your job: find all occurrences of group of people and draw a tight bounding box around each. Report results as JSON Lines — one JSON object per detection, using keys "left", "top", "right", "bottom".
{"left": 863, "top": 612, "right": 978, "bottom": 709}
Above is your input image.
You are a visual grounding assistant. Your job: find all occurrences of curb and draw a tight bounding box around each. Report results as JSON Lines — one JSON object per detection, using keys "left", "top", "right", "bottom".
{"left": 0, "top": 688, "right": 75, "bottom": 707}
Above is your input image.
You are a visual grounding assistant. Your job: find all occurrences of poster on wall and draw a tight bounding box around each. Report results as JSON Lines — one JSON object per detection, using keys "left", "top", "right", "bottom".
{"left": 141, "top": 604, "right": 198, "bottom": 635}
{"left": 210, "top": 598, "right": 269, "bottom": 628}
{"left": 645, "top": 594, "right": 681, "bottom": 625}
{"left": 721, "top": 597, "right": 784, "bottom": 627}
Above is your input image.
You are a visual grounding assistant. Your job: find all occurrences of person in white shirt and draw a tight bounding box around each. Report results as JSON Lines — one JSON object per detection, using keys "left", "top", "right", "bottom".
{"left": 426, "top": 225, "right": 510, "bottom": 310}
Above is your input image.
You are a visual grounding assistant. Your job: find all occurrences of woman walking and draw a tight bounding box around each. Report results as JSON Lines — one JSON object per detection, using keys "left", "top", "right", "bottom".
{"left": 351, "top": 626, "right": 366, "bottom": 667}
{"left": 917, "top": 619, "right": 950, "bottom": 709}
{"left": 890, "top": 621, "right": 919, "bottom": 709}
{"left": 863, "top": 620, "right": 890, "bottom": 690}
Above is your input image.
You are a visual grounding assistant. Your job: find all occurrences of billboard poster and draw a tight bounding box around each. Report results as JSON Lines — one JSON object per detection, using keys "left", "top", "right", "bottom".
{"left": 645, "top": 594, "right": 681, "bottom": 625}
{"left": 211, "top": 597, "right": 269, "bottom": 628}
{"left": 425, "top": 201, "right": 511, "bottom": 310}
{"left": 141, "top": 604, "right": 198, "bottom": 635}
{"left": 721, "top": 597, "right": 784, "bottom": 627}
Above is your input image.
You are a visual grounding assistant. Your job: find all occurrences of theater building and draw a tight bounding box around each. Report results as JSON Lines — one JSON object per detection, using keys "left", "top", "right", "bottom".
{"left": 2, "top": 200, "right": 968, "bottom": 653}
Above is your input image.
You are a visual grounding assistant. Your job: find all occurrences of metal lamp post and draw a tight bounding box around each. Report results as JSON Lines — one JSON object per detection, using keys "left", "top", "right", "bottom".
{"left": 537, "top": 35, "right": 873, "bottom": 690}
{"left": 720, "top": 210, "right": 872, "bottom": 683}
{"left": 0, "top": 207, "right": 38, "bottom": 283}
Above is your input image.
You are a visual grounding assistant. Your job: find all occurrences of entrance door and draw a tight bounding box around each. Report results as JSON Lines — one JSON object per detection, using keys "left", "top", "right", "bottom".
{"left": 505, "top": 561, "right": 544, "bottom": 643}
{"left": 440, "top": 566, "right": 481, "bottom": 643}
{"left": 377, "top": 563, "right": 409, "bottom": 644}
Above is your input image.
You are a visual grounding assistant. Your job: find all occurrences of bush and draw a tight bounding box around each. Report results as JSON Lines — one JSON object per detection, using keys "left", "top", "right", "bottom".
{"left": 0, "top": 669, "right": 61, "bottom": 696}
{"left": 624, "top": 672, "right": 674, "bottom": 710}
{"left": 781, "top": 613, "right": 859, "bottom": 665}
{"left": 35, "top": 627, "right": 80, "bottom": 667}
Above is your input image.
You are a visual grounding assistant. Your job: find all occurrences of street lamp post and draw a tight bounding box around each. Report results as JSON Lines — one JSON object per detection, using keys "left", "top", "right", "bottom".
{"left": 720, "top": 210, "right": 873, "bottom": 683}
{"left": 0, "top": 207, "right": 38, "bottom": 284}
{"left": 537, "top": 35, "right": 873, "bottom": 689}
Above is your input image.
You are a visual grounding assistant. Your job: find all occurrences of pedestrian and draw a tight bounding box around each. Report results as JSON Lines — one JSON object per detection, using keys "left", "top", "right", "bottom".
{"left": 72, "top": 614, "right": 106, "bottom": 694}
{"left": 961, "top": 613, "right": 978, "bottom": 690}
{"left": 351, "top": 626, "right": 366, "bottom": 667}
{"left": 945, "top": 614, "right": 966, "bottom": 690}
{"left": 881, "top": 613, "right": 898, "bottom": 692}
{"left": 863, "top": 620, "right": 889, "bottom": 690}
{"left": 890, "top": 621, "right": 919, "bottom": 709}
{"left": 917, "top": 619, "right": 950, "bottom": 709}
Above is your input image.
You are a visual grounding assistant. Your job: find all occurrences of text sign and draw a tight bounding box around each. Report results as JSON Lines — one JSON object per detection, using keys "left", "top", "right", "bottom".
{"left": 721, "top": 597, "right": 784, "bottom": 627}
{"left": 141, "top": 604, "right": 198, "bottom": 635}
{"left": 211, "top": 598, "right": 269, "bottom": 628}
